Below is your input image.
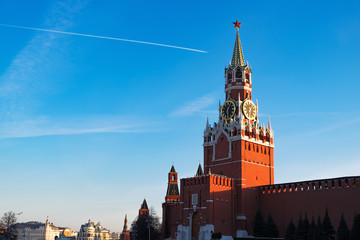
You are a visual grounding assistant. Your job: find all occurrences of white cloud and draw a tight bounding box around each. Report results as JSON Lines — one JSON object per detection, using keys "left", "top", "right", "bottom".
{"left": 280, "top": 117, "right": 360, "bottom": 139}
{"left": 0, "top": 115, "right": 156, "bottom": 139}
{"left": 169, "top": 94, "right": 217, "bottom": 117}
{"left": 0, "top": 0, "right": 88, "bottom": 119}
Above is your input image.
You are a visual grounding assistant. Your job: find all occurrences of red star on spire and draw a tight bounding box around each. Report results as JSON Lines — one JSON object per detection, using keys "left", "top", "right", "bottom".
{"left": 232, "top": 20, "right": 242, "bottom": 29}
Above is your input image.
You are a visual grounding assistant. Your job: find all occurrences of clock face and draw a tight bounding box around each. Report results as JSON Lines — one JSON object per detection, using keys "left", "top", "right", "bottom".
{"left": 221, "top": 100, "right": 236, "bottom": 120}
{"left": 242, "top": 100, "right": 257, "bottom": 120}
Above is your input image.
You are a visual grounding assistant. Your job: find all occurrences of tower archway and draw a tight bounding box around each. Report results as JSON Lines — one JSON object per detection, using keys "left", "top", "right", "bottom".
{"left": 191, "top": 212, "right": 200, "bottom": 240}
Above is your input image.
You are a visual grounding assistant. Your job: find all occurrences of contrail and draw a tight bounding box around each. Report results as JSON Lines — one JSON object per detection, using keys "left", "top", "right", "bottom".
{"left": 0, "top": 23, "right": 207, "bottom": 53}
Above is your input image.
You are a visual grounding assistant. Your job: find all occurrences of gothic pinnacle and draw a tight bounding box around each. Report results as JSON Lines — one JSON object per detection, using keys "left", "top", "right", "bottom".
{"left": 205, "top": 117, "right": 210, "bottom": 130}
{"left": 268, "top": 115, "right": 272, "bottom": 130}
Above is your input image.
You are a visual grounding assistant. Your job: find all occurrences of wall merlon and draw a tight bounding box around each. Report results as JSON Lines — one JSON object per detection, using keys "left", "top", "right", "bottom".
{"left": 254, "top": 176, "right": 360, "bottom": 194}
{"left": 181, "top": 174, "right": 233, "bottom": 188}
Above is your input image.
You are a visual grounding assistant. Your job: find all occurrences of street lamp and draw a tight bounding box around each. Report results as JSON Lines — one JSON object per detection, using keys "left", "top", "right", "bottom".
{"left": 146, "top": 218, "right": 152, "bottom": 240}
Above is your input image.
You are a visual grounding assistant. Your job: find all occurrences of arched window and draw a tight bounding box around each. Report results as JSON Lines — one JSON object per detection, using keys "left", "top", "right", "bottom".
{"left": 172, "top": 175, "right": 175, "bottom": 181}
{"left": 232, "top": 129, "right": 236, "bottom": 136}
{"left": 245, "top": 127, "right": 250, "bottom": 137}
{"left": 264, "top": 148, "right": 267, "bottom": 154}
{"left": 227, "top": 72, "right": 232, "bottom": 83}
{"left": 236, "top": 69, "right": 242, "bottom": 79}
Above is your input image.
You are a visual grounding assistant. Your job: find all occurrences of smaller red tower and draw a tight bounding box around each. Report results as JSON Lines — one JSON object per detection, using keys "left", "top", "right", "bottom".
{"left": 165, "top": 165, "right": 180, "bottom": 202}
{"left": 162, "top": 165, "right": 181, "bottom": 239}
{"left": 119, "top": 214, "right": 130, "bottom": 240}
{"left": 139, "top": 199, "right": 149, "bottom": 216}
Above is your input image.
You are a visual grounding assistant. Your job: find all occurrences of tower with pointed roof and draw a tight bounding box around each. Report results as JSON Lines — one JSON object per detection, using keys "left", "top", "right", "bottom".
{"left": 162, "top": 165, "right": 181, "bottom": 239}
{"left": 165, "top": 165, "right": 180, "bottom": 202}
{"left": 195, "top": 163, "right": 203, "bottom": 177}
{"left": 203, "top": 21, "right": 274, "bottom": 236}
{"left": 225, "top": 24, "right": 253, "bottom": 102}
{"left": 203, "top": 21, "right": 274, "bottom": 184}
{"left": 162, "top": 21, "right": 274, "bottom": 240}
{"left": 139, "top": 199, "right": 149, "bottom": 216}
{"left": 119, "top": 215, "right": 130, "bottom": 240}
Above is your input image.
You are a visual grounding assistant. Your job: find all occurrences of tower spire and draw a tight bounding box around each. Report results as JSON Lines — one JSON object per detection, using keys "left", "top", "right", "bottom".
{"left": 123, "top": 214, "right": 128, "bottom": 231}
{"left": 195, "top": 163, "right": 204, "bottom": 176}
{"left": 268, "top": 115, "right": 272, "bottom": 130}
{"left": 231, "top": 20, "right": 245, "bottom": 67}
{"left": 206, "top": 117, "right": 210, "bottom": 130}
{"left": 120, "top": 214, "right": 130, "bottom": 240}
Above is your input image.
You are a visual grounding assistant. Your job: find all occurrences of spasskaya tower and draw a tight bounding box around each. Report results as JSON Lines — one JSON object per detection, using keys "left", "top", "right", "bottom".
{"left": 203, "top": 20, "right": 274, "bottom": 235}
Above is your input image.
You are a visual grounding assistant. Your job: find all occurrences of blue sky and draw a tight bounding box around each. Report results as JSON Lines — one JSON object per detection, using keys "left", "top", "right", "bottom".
{"left": 1, "top": 0, "right": 360, "bottom": 233}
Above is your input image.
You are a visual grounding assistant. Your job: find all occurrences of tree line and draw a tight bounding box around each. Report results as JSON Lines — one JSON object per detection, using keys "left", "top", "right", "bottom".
{"left": 253, "top": 209, "right": 360, "bottom": 240}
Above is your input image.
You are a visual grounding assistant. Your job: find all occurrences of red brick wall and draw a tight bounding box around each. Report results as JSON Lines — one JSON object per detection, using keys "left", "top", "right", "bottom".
{"left": 243, "top": 177, "right": 360, "bottom": 237}
{"left": 162, "top": 202, "right": 182, "bottom": 239}
{"left": 178, "top": 175, "right": 234, "bottom": 237}
{"left": 215, "top": 133, "right": 229, "bottom": 160}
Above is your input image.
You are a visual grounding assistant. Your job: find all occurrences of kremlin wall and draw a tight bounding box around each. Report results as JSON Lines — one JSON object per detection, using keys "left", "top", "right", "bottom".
{"left": 161, "top": 21, "right": 360, "bottom": 240}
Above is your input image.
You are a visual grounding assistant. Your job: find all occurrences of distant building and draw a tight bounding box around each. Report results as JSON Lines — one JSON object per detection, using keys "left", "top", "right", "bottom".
{"left": 58, "top": 228, "right": 77, "bottom": 240}
{"left": 109, "top": 232, "right": 120, "bottom": 240}
{"left": 15, "top": 217, "right": 60, "bottom": 240}
{"left": 78, "top": 220, "right": 110, "bottom": 240}
{"left": 0, "top": 227, "right": 6, "bottom": 240}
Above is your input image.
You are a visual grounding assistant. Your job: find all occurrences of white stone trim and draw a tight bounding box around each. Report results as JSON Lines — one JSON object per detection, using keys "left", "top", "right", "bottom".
{"left": 236, "top": 215, "right": 247, "bottom": 220}
{"left": 225, "top": 85, "right": 252, "bottom": 92}
{"left": 208, "top": 159, "right": 274, "bottom": 168}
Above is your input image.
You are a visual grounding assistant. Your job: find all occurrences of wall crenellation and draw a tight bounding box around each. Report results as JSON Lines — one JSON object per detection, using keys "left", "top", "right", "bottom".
{"left": 253, "top": 176, "right": 360, "bottom": 194}
{"left": 181, "top": 174, "right": 233, "bottom": 188}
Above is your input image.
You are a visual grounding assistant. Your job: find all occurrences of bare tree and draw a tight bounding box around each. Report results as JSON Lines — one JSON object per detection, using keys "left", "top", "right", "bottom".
{"left": 0, "top": 211, "right": 17, "bottom": 230}
{"left": 149, "top": 207, "right": 161, "bottom": 232}
{"left": 0, "top": 211, "right": 19, "bottom": 240}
